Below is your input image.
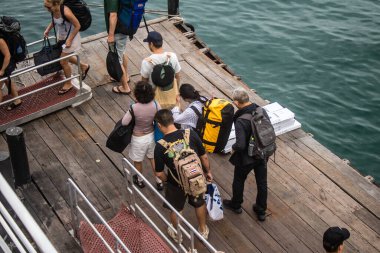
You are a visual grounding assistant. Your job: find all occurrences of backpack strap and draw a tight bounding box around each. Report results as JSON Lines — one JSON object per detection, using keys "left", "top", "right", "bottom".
{"left": 190, "top": 105, "right": 201, "bottom": 117}
{"left": 158, "top": 139, "right": 171, "bottom": 150}
{"left": 183, "top": 128, "right": 190, "bottom": 146}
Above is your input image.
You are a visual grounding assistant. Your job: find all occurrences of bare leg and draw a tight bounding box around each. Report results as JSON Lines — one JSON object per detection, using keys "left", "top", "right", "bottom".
{"left": 148, "top": 158, "right": 162, "bottom": 183}
{"left": 133, "top": 161, "right": 143, "bottom": 180}
{"left": 68, "top": 56, "right": 89, "bottom": 75}
{"left": 195, "top": 203, "right": 207, "bottom": 232}
{"left": 118, "top": 53, "right": 130, "bottom": 93}
{"left": 60, "top": 52, "right": 73, "bottom": 90}
{"left": 10, "top": 81, "right": 21, "bottom": 105}
{"left": 170, "top": 210, "right": 182, "bottom": 228}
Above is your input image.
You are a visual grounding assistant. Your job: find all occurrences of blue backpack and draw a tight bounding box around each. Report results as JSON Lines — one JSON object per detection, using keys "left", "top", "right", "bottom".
{"left": 118, "top": 0, "right": 148, "bottom": 38}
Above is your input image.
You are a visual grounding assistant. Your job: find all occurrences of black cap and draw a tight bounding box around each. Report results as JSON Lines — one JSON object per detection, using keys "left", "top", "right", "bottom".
{"left": 143, "top": 31, "right": 163, "bottom": 44}
{"left": 323, "top": 227, "right": 350, "bottom": 252}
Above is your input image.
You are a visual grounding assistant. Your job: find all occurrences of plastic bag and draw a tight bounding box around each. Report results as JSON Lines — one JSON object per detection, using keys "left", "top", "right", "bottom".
{"left": 205, "top": 183, "right": 223, "bottom": 221}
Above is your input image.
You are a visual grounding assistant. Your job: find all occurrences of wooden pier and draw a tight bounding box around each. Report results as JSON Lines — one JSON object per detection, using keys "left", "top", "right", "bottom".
{"left": 2, "top": 17, "right": 379, "bottom": 252}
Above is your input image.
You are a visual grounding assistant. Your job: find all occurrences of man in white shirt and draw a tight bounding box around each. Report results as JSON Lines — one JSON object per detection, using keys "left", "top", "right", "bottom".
{"left": 141, "top": 31, "right": 181, "bottom": 109}
{"left": 141, "top": 31, "right": 181, "bottom": 85}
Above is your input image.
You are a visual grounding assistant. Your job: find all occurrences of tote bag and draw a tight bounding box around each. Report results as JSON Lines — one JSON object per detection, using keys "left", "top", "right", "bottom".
{"left": 33, "top": 37, "right": 63, "bottom": 76}
{"left": 106, "top": 43, "right": 123, "bottom": 81}
{"left": 106, "top": 106, "right": 135, "bottom": 153}
{"left": 205, "top": 183, "right": 224, "bottom": 221}
{"left": 155, "top": 78, "right": 178, "bottom": 109}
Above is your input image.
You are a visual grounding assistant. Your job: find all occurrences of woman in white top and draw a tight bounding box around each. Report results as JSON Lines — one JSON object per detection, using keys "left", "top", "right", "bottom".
{"left": 122, "top": 81, "right": 163, "bottom": 190}
{"left": 172, "top": 83, "right": 205, "bottom": 131}
{"left": 43, "top": 0, "right": 90, "bottom": 94}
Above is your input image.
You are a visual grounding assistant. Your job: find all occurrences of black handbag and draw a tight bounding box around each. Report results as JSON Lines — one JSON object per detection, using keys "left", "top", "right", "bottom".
{"left": 33, "top": 37, "right": 63, "bottom": 76}
{"left": 106, "top": 43, "right": 123, "bottom": 82}
{"left": 106, "top": 106, "right": 135, "bottom": 153}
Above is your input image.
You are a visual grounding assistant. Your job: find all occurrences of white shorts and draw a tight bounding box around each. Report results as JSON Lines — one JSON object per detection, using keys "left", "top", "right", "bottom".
{"left": 115, "top": 33, "right": 128, "bottom": 65}
{"left": 129, "top": 132, "right": 155, "bottom": 162}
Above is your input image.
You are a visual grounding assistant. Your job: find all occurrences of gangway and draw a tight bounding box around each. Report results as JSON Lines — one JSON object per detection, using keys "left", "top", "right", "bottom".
{"left": 0, "top": 38, "right": 92, "bottom": 132}
{"left": 67, "top": 158, "right": 222, "bottom": 253}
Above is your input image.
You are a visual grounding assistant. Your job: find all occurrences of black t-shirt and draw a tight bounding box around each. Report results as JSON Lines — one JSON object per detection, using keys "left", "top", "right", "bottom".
{"left": 155, "top": 129, "right": 206, "bottom": 185}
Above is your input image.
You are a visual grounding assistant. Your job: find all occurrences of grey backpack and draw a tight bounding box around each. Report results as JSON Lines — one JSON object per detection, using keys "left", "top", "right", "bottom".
{"left": 240, "top": 106, "right": 276, "bottom": 159}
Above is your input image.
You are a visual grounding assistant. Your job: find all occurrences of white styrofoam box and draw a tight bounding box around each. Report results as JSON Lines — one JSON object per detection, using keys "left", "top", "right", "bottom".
{"left": 263, "top": 102, "right": 283, "bottom": 113}
{"left": 267, "top": 108, "right": 295, "bottom": 125}
{"left": 273, "top": 119, "right": 296, "bottom": 132}
{"left": 275, "top": 120, "right": 301, "bottom": 136}
{"left": 222, "top": 123, "right": 236, "bottom": 153}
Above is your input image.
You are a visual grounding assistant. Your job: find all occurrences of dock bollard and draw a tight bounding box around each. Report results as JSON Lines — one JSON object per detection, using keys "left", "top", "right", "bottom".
{"left": 168, "top": 0, "right": 179, "bottom": 16}
{"left": 5, "top": 127, "right": 31, "bottom": 187}
{"left": 0, "top": 151, "right": 14, "bottom": 188}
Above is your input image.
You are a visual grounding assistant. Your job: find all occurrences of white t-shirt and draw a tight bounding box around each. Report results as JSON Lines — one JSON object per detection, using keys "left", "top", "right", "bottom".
{"left": 140, "top": 52, "right": 181, "bottom": 85}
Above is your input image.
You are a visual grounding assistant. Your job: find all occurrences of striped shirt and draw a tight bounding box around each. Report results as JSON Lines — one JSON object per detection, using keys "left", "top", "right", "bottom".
{"left": 172, "top": 101, "right": 203, "bottom": 129}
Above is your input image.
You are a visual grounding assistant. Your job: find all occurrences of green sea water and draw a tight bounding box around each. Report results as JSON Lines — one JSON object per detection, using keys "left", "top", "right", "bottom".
{"left": 2, "top": 0, "right": 380, "bottom": 182}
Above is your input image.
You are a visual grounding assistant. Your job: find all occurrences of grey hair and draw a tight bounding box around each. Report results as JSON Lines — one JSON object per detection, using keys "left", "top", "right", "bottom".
{"left": 232, "top": 87, "right": 250, "bottom": 103}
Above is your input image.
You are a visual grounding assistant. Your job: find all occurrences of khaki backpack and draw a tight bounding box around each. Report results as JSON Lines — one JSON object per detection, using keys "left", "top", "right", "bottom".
{"left": 158, "top": 129, "right": 207, "bottom": 197}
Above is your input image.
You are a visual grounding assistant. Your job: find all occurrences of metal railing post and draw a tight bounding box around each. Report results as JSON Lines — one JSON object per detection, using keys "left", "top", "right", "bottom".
{"left": 68, "top": 181, "right": 79, "bottom": 237}
{"left": 76, "top": 54, "right": 83, "bottom": 94}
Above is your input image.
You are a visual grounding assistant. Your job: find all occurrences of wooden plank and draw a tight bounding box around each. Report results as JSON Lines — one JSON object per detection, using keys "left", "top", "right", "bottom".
{"left": 298, "top": 136, "right": 380, "bottom": 201}
{"left": 161, "top": 20, "right": 198, "bottom": 53}
{"left": 208, "top": 154, "right": 314, "bottom": 253}
{"left": 354, "top": 208, "right": 380, "bottom": 235}
{"left": 151, "top": 23, "right": 189, "bottom": 56}
{"left": 289, "top": 136, "right": 380, "bottom": 218}
{"left": 29, "top": 118, "right": 110, "bottom": 211}
{"left": 21, "top": 182, "right": 81, "bottom": 252}
{"left": 43, "top": 113, "right": 123, "bottom": 209}
{"left": 68, "top": 103, "right": 127, "bottom": 171}
{"left": 268, "top": 159, "right": 378, "bottom": 252}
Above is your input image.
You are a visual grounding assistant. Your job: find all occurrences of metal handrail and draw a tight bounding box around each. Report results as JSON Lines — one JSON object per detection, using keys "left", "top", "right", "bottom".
{"left": 0, "top": 173, "right": 58, "bottom": 253}
{"left": 122, "top": 158, "right": 219, "bottom": 253}
{"left": 67, "top": 178, "right": 132, "bottom": 253}
{"left": 0, "top": 52, "right": 83, "bottom": 106}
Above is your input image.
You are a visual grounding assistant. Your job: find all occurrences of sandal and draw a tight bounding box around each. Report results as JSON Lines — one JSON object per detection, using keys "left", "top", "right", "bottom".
{"left": 82, "top": 65, "right": 90, "bottom": 80}
{"left": 112, "top": 86, "right": 131, "bottom": 95}
{"left": 58, "top": 86, "right": 73, "bottom": 95}
{"left": 7, "top": 101, "right": 22, "bottom": 111}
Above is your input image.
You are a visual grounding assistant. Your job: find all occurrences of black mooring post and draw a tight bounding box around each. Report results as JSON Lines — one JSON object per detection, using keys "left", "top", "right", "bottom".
{"left": 168, "top": 0, "right": 179, "bottom": 17}
{"left": 5, "top": 127, "right": 30, "bottom": 187}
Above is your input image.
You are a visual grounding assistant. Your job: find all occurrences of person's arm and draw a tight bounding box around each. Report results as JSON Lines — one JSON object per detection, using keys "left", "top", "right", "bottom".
{"left": 107, "top": 12, "right": 117, "bottom": 43}
{"left": 140, "top": 59, "right": 151, "bottom": 81}
{"left": 44, "top": 22, "right": 54, "bottom": 38}
{"left": 0, "top": 39, "right": 11, "bottom": 77}
{"left": 121, "top": 110, "right": 132, "bottom": 126}
{"left": 232, "top": 119, "right": 247, "bottom": 151}
{"left": 200, "top": 154, "right": 213, "bottom": 182}
{"left": 174, "top": 72, "right": 180, "bottom": 86}
{"left": 154, "top": 145, "right": 167, "bottom": 182}
{"left": 62, "top": 6, "right": 81, "bottom": 48}
{"left": 171, "top": 107, "right": 195, "bottom": 125}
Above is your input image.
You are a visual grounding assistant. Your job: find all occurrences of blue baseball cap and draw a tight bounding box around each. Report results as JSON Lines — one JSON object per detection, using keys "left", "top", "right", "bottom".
{"left": 143, "top": 31, "right": 163, "bottom": 44}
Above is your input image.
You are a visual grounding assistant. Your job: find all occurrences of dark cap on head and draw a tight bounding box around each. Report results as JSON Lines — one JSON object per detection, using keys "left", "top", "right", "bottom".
{"left": 323, "top": 227, "right": 350, "bottom": 252}
{"left": 143, "top": 31, "right": 163, "bottom": 44}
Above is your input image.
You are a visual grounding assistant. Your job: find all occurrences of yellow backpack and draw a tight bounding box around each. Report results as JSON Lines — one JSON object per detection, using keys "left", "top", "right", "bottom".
{"left": 201, "top": 98, "right": 234, "bottom": 153}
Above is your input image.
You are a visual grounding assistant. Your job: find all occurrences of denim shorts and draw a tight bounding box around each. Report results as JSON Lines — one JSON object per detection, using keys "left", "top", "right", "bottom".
{"left": 115, "top": 33, "right": 128, "bottom": 64}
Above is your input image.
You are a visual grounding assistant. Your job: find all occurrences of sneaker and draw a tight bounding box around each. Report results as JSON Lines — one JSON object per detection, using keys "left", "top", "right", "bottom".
{"left": 132, "top": 175, "right": 145, "bottom": 189}
{"left": 198, "top": 225, "right": 209, "bottom": 240}
{"left": 167, "top": 225, "right": 183, "bottom": 243}
{"left": 253, "top": 204, "right": 266, "bottom": 221}
{"left": 156, "top": 182, "right": 164, "bottom": 191}
{"left": 223, "top": 199, "right": 242, "bottom": 214}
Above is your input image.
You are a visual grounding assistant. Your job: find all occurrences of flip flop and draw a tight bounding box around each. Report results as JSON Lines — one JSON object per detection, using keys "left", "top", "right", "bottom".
{"left": 7, "top": 101, "right": 22, "bottom": 111}
{"left": 58, "top": 86, "right": 73, "bottom": 95}
{"left": 82, "top": 65, "right": 91, "bottom": 80}
{"left": 112, "top": 86, "right": 131, "bottom": 95}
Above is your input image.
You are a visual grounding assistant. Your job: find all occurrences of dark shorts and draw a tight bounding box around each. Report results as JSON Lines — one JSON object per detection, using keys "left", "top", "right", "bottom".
{"left": 163, "top": 182, "right": 205, "bottom": 211}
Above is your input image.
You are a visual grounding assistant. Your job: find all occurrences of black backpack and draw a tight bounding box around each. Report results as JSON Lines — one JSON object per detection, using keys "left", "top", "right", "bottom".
{"left": 0, "top": 16, "right": 27, "bottom": 63}
{"left": 61, "top": 0, "right": 92, "bottom": 31}
{"left": 150, "top": 55, "right": 175, "bottom": 88}
{"left": 240, "top": 106, "right": 276, "bottom": 159}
